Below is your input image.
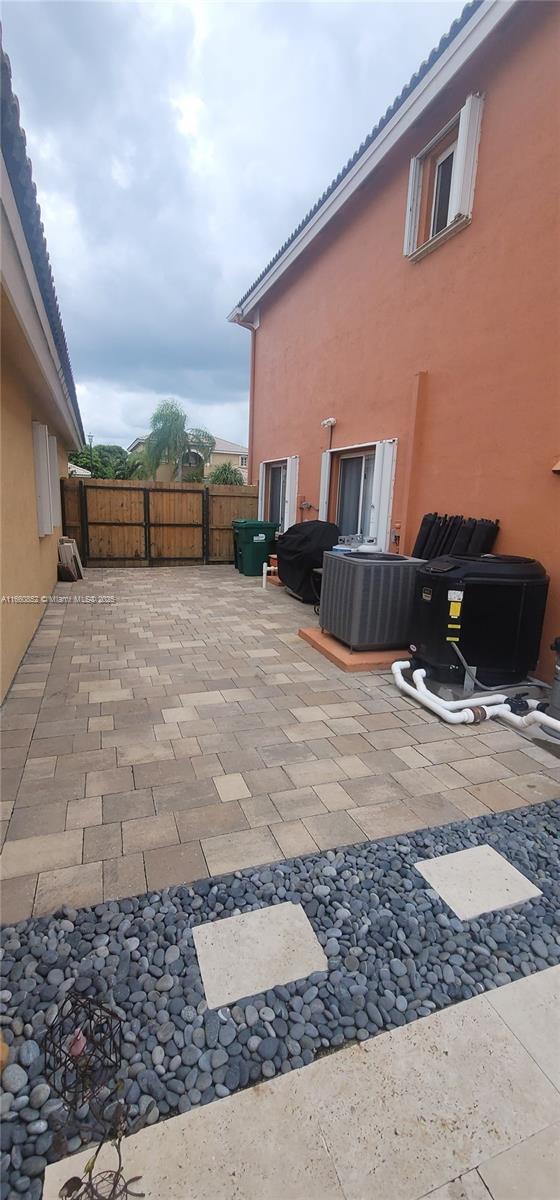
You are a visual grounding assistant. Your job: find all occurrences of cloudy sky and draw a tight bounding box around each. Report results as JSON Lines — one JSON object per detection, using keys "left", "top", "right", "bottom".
{"left": 3, "top": 0, "right": 463, "bottom": 449}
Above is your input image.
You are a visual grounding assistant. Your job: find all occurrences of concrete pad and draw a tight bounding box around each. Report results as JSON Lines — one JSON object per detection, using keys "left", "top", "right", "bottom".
{"left": 485, "top": 965, "right": 560, "bottom": 1089}
{"left": 193, "top": 901, "right": 327, "bottom": 1007}
{"left": 293, "top": 993, "right": 559, "bottom": 1200}
{"left": 414, "top": 844, "right": 542, "bottom": 919}
{"left": 298, "top": 627, "right": 410, "bottom": 672}
{"left": 478, "top": 1122, "right": 560, "bottom": 1200}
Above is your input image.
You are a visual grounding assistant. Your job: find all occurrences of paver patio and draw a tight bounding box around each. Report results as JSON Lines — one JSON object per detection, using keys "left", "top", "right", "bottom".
{"left": 1, "top": 565, "right": 559, "bottom": 920}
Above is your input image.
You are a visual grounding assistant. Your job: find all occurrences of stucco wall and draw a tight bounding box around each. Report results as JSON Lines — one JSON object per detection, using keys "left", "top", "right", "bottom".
{"left": 249, "top": 2, "right": 560, "bottom": 673}
{"left": 0, "top": 359, "right": 67, "bottom": 700}
{"left": 205, "top": 451, "right": 248, "bottom": 479}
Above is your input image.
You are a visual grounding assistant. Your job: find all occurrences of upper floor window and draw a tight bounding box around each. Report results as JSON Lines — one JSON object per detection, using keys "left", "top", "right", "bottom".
{"left": 431, "top": 141, "right": 457, "bottom": 237}
{"left": 403, "top": 94, "right": 484, "bottom": 259}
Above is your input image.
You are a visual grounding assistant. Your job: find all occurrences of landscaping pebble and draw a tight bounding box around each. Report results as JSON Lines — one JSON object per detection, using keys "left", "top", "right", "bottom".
{"left": 0, "top": 799, "right": 559, "bottom": 1198}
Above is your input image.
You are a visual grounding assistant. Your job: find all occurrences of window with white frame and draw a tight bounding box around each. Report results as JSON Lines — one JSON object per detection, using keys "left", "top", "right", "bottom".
{"left": 240, "top": 455, "right": 248, "bottom": 468}
{"left": 48, "top": 435, "right": 62, "bottom": 528}
{"left": 32, "top": 423, "right": 61, "bottom": 536}
{"left": 403, "top": 94, "right": 484, "bottom": 257}
{"left": 430, "top": 141, "right": 457, "bottom": 237}
{"left": 32, "top": 422, "right": 53, "bottom": 537}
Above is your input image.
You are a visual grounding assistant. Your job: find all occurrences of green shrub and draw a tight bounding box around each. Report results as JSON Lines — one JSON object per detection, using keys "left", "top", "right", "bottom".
{"left": 209, "top": 462, "right": 245, "bottom": 486}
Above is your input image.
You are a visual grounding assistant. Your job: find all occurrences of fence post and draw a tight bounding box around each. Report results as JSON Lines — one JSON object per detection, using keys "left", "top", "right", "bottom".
{"left": 202, "top": 487, "right": 210, "bottom": 564}
{"left": 60, "top": 478, "right": 67, "bottom": 539}
{"left": 143, "top": 489, "right": 150, "bottom": 563}
{"left": 79, "top": 481, "right": 89, "bottom": 564}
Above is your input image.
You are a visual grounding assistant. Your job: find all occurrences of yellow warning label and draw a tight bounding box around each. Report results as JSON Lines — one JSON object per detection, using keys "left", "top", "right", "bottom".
{"left": 447, "top": 623, "right": 461, "bottom": 630}
{"left": 449, "top": 601, "right": 462, "bottom": 618}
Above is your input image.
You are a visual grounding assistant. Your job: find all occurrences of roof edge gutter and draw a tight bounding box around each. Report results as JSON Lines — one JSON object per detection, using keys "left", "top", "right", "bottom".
{"left": 229, "top": 0, "right": 517, "bottom": 323}
{"left": 227, "top": 305, "right": 260, "bottom": 330}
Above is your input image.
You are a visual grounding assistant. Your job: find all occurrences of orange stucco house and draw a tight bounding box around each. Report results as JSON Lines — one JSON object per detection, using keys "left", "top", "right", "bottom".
{"left": 1, "top": 45, "right": 84, "bottom": 700}
{"left": 229, "top": 0, "right": 560, "bottom": 673}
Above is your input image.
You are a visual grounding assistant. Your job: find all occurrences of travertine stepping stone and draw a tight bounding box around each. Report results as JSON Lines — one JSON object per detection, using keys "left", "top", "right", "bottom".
{"left": 414, "top": 844, "right": 542, "bottom": 919}
{"left": 193, "top": 901, "right": 327, "bottom": 1007}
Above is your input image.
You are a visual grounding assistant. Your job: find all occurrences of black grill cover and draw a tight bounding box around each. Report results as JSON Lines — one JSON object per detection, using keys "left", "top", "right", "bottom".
{"left": 277, "top": 521, "right": 340, "bottom": 603}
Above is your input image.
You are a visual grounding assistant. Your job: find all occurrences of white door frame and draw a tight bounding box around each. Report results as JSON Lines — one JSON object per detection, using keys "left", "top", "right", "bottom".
{"left": 319, "top": 439, "right": 397, "bottom": 550}
{"left": 336, "top": 451, "right": 375, "bottom": 538}
{"left": 257, "top": 456, "right": 299, "bottom": 530}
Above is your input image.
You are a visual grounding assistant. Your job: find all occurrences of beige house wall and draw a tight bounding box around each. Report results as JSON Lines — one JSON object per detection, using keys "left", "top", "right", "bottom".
{"left": 138, "top": 449, "right": 248, "bottom": 483}
{"left": 204, "top": 451, "right": 248, "bottom": 480}
{"left": 0, "top": 357, "right": 67, "bottom": 700}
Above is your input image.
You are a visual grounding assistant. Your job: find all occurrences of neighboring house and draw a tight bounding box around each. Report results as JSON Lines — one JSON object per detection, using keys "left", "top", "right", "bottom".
{"left": 207, "top": 437, "right": 248, "bottom": 482}
{"left": 126, "top": 435, "right": 249, "bottom": 481}
{"left": 67, "top": 463, "right": 91, "bottom": 478}
{"left": 0, "top": 46, "right": 84, "bottom": 701}
{"left": 229, "top": 0, "right": 559, "bottom": 667}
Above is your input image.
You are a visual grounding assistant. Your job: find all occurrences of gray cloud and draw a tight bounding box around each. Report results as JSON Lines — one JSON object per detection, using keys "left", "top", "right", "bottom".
{"left": 3, "top": 0, "right": 463, "bottom": 445}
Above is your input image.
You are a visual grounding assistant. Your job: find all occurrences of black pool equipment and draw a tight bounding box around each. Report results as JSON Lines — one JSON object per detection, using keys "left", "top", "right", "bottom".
{"left": 276, "top": 521, "right": 339, "bottom": 603}
{"left": 411, "top": 513, "right": 499, "bottom": 559}
{"left": 410, "top": 555, "right": 549, "bottom": 686}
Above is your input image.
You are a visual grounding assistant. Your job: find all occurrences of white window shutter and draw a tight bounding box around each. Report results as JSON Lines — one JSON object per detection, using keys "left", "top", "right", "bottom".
{"left": 403, "top": 156, "right": 422, "bottom": 256}
{"left": 318, "top": 451, "right": 331, "bottom": 520}
{"left": 257, "top": 462, "right": 266, "bottom": 519}
{"left": 32, "top": 421, "right": 53, "bottom": 537}
{"left": 449, "top": 93, "right": 484, "bottom": 220}
{"left": 284, "top": 455, "right": 299, "bottom": 530}
{"left": 48, "top": 436, "right": 62, "bottom": 528}
{"left": 370, "top": 439, "right": 397, "bottom": 550}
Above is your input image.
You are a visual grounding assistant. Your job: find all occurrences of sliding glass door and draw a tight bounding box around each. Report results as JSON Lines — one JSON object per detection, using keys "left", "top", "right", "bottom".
{"left": 337, "top": 452, "right": 376, "bottom": 537}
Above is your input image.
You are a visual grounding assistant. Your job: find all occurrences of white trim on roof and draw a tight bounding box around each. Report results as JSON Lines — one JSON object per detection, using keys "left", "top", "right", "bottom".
{"left": 229, "top": 0, "right": 516, "bottom": 323}
{"left": 1, "top": 156, "right": 83, "bottom": 449}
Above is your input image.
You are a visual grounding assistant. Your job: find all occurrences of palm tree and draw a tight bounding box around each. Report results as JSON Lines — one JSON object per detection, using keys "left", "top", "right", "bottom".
{"left": 145, "top": 401, "right": 215, "bottom": 480}
{"left": 117, "top": 451, "right": 150, "bottom": 480}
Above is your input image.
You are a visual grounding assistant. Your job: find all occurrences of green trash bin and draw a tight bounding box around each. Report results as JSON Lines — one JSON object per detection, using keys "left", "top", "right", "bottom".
{"left": 235, "top": 520, "right": 278, "bottom": 576}
{"left": 232, "top": 518, "right": 251, "bottom": 571}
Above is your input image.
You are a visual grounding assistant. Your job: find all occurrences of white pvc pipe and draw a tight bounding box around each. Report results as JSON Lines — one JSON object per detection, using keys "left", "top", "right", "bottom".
{"left": 391, "top": 662, "right": 476, "bottom": 724}
{"left": 501, "top": 708, "right": 560, "bottom": 734}
{"left": 392, "top": 661, "right": 560, "bottom": 736}
{"left": 411, "top": 668, "right": 507, "bottom": 710}
{"left": 262, "top": 562, "right": 268, "bottom": 589}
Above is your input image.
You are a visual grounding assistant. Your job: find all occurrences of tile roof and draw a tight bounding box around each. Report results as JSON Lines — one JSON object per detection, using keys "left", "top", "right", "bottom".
{"left": 127, "top": 435, "right": 248, "bottom": 455}
{"left": 1, "top": 39, "right": 84, "bottom": 442}
{"left": 212, "top": 437, "right": 248, "bottom": 455}
{"left": 235, "top": 0, "right": 482, "bottom": 310}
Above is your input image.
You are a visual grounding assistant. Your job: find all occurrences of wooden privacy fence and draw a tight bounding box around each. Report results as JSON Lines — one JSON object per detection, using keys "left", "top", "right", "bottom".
{"left": 61, "top": 478, "right": 258, "bottom": 566}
